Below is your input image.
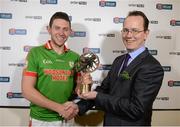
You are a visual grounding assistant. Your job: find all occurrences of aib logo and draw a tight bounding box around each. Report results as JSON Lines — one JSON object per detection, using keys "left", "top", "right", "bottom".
{"left": 0, "top": 77, "right": 10, "bottom": 82}
{"left": 168, "top": 80, "right": 180, "bottom": 87}
{"left": 99, "top": 1, "right": 116, "bottom": 7}
{"left": 7, "top": 92, "right": 23, "bottom": 99}
{"left": 9, "top": 28, "right": 27, "bottom": 35}
{"left": 156, "top": 3, "right": 172, "bottom": 10}
{"left": 40, "top": 0, "right": 57, "bottom": 4}
{"left": 113, "top": 17, "right": 125, "bottom": 24}
{"left": 70, "top": 31, "right": 86, "bottom": 37}
{"left": 83, "top": 47, "right": 100, "bottom": 54}
{"left": 170, "top": 19, "right": 180, "bottom": 26}
{"left": 0, "top": 13, "right": 12, "bottom": 19}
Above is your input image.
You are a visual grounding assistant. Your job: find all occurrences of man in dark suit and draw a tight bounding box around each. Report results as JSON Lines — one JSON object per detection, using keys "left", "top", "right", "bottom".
{"left": 76, "top": 10, "right": 164, "bottom": 126}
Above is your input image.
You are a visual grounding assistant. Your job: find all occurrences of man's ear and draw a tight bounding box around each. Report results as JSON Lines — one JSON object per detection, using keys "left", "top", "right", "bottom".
{"left": 47, "top": 25, "right": 51, "bottom": 34}
{"left": 144, "top": 29, "right": 150, "bottom": 41}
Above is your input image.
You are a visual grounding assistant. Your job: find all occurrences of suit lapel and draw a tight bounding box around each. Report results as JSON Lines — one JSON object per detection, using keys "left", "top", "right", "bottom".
{"left": 111, "top": 49, "right": 150, "bottom": 93}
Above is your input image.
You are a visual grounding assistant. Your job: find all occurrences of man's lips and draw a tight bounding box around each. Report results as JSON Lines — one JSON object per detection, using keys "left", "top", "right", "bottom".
{"left": 56, "top": 35, "right": 64, "bottom": 41}
{"left": 125, "top": 40, "right": 134, "bottom": 43}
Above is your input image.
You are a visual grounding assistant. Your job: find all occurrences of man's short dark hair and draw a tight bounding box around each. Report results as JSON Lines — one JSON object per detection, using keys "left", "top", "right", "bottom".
{"left": 49, "top": 12, "right": 71, "bottom": 28}
{"left": 126, "top": 10, "right": 149, "bottom": 31}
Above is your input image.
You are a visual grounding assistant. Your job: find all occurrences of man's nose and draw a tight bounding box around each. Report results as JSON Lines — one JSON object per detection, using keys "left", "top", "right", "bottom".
{"left": 126, "top": 30, "right": 133, "bottom": 37}
{"left": 58, "top": 29, "right": 65, "bottom": 34}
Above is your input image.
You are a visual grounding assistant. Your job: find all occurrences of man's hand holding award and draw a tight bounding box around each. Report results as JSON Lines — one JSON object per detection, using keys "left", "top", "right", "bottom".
{"left": 75, "top": 51, "right": 100, "bottom": 95}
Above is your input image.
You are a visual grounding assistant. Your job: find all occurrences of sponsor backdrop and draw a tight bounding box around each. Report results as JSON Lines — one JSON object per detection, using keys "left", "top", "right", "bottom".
{"left": 0, "top": 0, "right": 180, "bottom": 109}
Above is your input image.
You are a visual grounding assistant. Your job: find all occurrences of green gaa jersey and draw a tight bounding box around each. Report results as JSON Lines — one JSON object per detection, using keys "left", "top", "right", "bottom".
{"left": 24, "top": 41, "right": 80, "bottom": 121}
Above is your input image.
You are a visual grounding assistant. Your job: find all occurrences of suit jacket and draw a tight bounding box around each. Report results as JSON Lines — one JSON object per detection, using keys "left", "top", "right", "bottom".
{"left": 77, "top": 48, "right": 164, "bottom": 126}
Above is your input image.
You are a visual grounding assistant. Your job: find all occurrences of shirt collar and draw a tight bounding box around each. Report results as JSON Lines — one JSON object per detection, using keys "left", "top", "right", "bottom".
{"left": 44, "top": 40, "right": 69, "bottom": 52}
{"left": 128, "top": 46, "right": 145, "bottom": 60}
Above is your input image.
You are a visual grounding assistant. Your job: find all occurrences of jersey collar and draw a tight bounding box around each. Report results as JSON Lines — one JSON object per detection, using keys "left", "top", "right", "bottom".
{"left": 44, "top": 40, "right": 69, "bottom": 52}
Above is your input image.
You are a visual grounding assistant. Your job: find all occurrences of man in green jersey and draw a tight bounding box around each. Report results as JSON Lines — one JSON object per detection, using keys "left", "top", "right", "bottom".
{"left": 21, "top": 12, "right": 80, "bottom": 126}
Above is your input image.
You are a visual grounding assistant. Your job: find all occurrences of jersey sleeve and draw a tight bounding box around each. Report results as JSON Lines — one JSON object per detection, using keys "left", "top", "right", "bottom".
{"left": 23, "top": 48, "right": 38, "bottom": 77}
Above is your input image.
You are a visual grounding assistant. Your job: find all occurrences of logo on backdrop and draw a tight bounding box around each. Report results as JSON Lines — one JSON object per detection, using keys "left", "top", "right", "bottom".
{"left": 170, "top": 19, "right": 180, "bottom": 26}
{"left": 99, "top": 1, "right": 116, "bottom": 7}
{"left": 0, "top": 13, "right": 12, "bottom": 19}
{"left": 9, "top": 28, "right": 27, "bottom": 35}
{"left": 83, "top": 47, "right": 100, "bottom": 54}
{"left": 70, "top": 1, "right": 87, "bottom": 5}
{"left": 40, "top": 0, "right": 57, "bottom": 4}
{"left": 156, "top": 3, "right": 173, "bottom": 10}
{"left": 113, "top": 17, "right": 125, "bottom": 24}
{"left": 7, "top": 92, "right": 23, "bottom": 99}
{"left": 98, "top": 33, "right": 115, "bottom": 37}
{"left": 70, "top": 31, "right": 86, "bottom": 37}
{"left": 168, "top": 80, "right": 180, "bottom": 87}
{"left": 11, "top": 0, "right": 27, "bottom": 2}
{"left": 128, "top": 4, "right": 144, "bottom": 8}
{"left": 84, "top": 18, "right": 101, "bottom": 22}
{"left": 8, "top": 63, "right": 25, "bottom": 67}
{"left": 162, "top": 66, "right": 171, "bottom": 72}
{"left": 169, "top": 51, "right": 180, "bottom": 55}
{"left": 25, "top": 16, "right": 42, "bottom": 20}
{"left": 156, "top": 35, "right": 172, "bottom": 39}
{"left": 0, "top": 46, "right": 11, "bottom": 50}
{"left": 156, "top": 96, "right": 169, "bottom": 101}
{"left": 150, "top": 20, "right": 158, "bottom": 24}
{"left": 0, "top": 77, "right": 10, "bottom": 82}
{"left": 148, "top": 50, "right": 158, "bottom": 55}
{"left": 98, "top": 64, "right": 111, "bottom": 70}
{"left": 112, "top": 50, "right": 126, "bottom": 54}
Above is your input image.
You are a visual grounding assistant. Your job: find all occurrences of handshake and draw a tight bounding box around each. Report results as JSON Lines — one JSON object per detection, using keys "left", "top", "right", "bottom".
{"left": 58, "top": 72, "right": 97, "bottom": 120}
{"left": 57, "top": 101, "right": 79, "bottom": 120}
{"left": 59, "top": 52, "right": 100, "bottom": 120}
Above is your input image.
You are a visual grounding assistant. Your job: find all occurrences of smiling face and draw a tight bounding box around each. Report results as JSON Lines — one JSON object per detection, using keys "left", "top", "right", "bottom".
{"left": 48, "top": 18, "right": 71, "bottom": 48}
{"left": 122, "top": 16, "right": 149, "bottom": 52}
